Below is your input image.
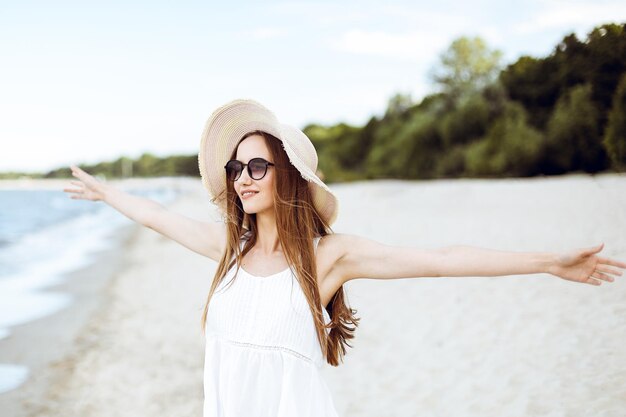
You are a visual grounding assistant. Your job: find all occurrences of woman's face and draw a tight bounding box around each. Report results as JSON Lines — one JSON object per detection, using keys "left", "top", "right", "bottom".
{"left": 233, "top": 134, "right": 276, "bottom": 217}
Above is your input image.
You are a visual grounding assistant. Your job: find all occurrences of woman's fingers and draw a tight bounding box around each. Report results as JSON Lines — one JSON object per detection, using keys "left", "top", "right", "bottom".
{"left": 595, "top": 264, "right": 623, "bottom": 277}
{"left": 585, "top": 273, "right": 602, "bottom": 285}
{"left": 70, "top": 165, "right": 93, "bottom": 182}
{"left": 71, "top": 166, "right": 86, "bottom": 179}
{"left": 69, "top": 166, "right": 101, "bottom": 191}
{"left": 64, "top": 188, "right": 82, "bottom": 199}
{"left": 63, "top": 186, "right": 79, "bottom": 193}
{"left": 63, "top": 180, "right": 82, "bottom": 192}
{"left": 591, "top": 271, "right": 614, "bottom": 282}
{"left": 598, "top": 257, "right": 626, "bottom": 269}
{"left": 65, "top": 166, "right": 90, "bottom": 199}
{"left": 63, "top": 185, "right": 83, "bottom": 198}
{"left": 65, "top": 166, "right": 105, "bottom": 202}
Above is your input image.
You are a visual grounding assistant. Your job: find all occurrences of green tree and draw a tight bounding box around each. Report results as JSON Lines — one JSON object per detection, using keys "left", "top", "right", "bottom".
{"left": 134, "top": 152, "right": 161, "bottom": 176}
{"left": 585, "top": 24, "right": 626, "bottom": 121}
{"left": 431, "top": 36, "right": 503, "bottom": 100}
{"left": 603, "top": 73, "right": 626, "bottom": 170}
{"left": 544, "top": 84, "right": 607, "bottom": 173}
{"left": 501, "top": 23, "right": 626, "bottom": 131}
{"left": 366, "top": 104, "right": 441, "bottom": 179}
{"left": 465, "top": 101, "right": 544, "bottom": 177}
{"left": 500, "top": 55, "right": 560, "bottom": 129}
{"left": 434, "top": 144, "right": 468, "bottom": 178}
{"left": 437, "top": 93, "right": 490, "bottom": 148}
{"left": 304, "top": 122, "right": 367, "bottom": 181}
{"left": 385, "top": 93, "right": 414, "bottom": 118}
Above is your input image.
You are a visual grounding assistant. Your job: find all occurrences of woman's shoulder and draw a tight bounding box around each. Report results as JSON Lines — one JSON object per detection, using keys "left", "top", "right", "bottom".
{"left": 317, "top": 232, "right": 345, "bottom": 243}
{"left": 314, "top": 233, "right": 355, "bottom": 281}
{"left": 317, "top": 232, "right": 361, "bottom": 255}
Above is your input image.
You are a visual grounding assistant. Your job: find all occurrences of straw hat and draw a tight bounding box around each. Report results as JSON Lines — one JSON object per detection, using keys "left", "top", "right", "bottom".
{"left": 198, "top": 99, "right": 339, "bottom": 226}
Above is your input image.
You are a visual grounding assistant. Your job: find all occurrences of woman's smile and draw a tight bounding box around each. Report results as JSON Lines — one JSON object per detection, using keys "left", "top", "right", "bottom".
{"left": 241, "top": 190, "right": 258, "bottom": 199}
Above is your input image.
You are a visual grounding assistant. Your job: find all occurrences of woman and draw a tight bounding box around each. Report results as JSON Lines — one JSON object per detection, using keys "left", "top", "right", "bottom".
{"left": 64, "top": 99, "right": 625, "bottom": 417}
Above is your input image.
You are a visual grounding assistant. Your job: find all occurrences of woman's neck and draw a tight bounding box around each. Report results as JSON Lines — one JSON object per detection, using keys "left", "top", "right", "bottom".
{"left": 254, "top": 212, "right": 281, "bottom": 255}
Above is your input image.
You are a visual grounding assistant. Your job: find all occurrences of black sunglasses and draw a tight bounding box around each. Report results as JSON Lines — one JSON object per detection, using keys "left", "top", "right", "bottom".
{"left": 224, "top": 157, "right": 275, "bottom": 181}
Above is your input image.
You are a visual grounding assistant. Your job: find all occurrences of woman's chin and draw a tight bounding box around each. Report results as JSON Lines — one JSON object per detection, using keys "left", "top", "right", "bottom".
{"left": 243, "top": 205, "right": 273, "bottom": 217}
{"left": 242, "top": 203, "right": 260, "bottom": 214}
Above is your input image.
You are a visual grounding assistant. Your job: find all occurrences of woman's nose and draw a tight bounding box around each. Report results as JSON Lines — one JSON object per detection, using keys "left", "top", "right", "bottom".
{"left": 236, "top": 167, "right": 252, "bottom": 184}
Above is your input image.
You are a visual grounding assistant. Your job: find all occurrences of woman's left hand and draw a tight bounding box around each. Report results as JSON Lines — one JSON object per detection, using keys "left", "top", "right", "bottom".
{"left": 549, "top": 243, "right": 626, "bottom": 286}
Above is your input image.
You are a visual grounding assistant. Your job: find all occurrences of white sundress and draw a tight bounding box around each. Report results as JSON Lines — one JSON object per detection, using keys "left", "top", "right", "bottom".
{"left": 203, "top": 235, "right": 340, "bottom": 417}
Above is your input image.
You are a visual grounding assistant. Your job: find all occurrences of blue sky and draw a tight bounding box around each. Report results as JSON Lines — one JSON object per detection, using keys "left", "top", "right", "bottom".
{"left": 2, "top": 0, "right": 625, "bottom": 172}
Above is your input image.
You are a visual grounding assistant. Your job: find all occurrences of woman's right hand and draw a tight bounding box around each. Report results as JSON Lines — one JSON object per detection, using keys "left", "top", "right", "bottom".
{"left": 63, "top": 165, "right": 106, "bottom": 202}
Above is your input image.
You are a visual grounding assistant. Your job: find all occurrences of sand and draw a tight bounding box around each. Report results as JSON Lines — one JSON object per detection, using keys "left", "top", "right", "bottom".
{"left": 1, "top": 173, "right": 625, "bottom": 417}
{"left": 0, "top": 226, "right": 136, "bottom": 417}
{"left": 324, "top": 173, "right": 626, "bottom": 417}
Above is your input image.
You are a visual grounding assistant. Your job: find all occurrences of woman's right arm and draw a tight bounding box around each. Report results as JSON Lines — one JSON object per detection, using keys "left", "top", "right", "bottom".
{"left": 64, "top": 165, "right": 226, "bottom": 262}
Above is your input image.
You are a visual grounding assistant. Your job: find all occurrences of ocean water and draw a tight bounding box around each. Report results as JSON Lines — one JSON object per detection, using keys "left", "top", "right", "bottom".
{"left": 0, "top": 184, "right": 182, "bottom": 393}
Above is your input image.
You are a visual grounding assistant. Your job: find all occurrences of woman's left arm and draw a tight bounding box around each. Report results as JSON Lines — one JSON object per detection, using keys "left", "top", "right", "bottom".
{"left": 330, "top": 234, "right": 625, "bottom": 286}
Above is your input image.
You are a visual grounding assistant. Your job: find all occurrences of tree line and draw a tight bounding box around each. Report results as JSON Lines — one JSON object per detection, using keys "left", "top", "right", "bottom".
{"left": 5, "top": 22, "right": 625, "bottom": 182}
{"left": 306, "top": 23, "right": 626, "bottom": 181}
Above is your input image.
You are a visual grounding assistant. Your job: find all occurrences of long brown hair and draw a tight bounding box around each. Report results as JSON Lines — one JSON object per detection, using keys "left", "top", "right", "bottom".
{"left": 200, "top": 130, "right": 360, "bottom": 366}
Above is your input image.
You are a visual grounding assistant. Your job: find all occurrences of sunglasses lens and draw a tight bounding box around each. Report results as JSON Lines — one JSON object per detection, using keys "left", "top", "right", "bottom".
{"left": 225, "top": 159, "right": 271, "bottom": 181}
{"left": 249, "top": 158, "right": 268, "bottom": 179}
{"left": 225, "top": 161, "right": 242, "bottom": 181}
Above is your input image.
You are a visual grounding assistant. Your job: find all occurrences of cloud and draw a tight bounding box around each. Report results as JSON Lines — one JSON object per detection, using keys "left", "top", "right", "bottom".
{"left": 331, "top": 30, "right": 447, "bottom": 62}
{"left": 513, "top": 1, "right": 626, "bottom": 35}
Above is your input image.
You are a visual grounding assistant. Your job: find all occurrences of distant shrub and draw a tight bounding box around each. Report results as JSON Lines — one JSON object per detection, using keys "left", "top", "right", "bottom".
{"left": 603, "top": 73, "right": 626, "bottom": 170}
{"left": 545, "top": 83, "right": 607, "bottom": 173}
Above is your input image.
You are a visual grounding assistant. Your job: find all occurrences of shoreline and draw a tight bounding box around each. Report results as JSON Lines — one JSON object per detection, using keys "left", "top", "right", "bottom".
{"left": 0, "top": 223, "right": 139, "bottom": 416}
{"left": 0, "top": 179, "right": 218, "bottom": 416}
{"left": 0, "top": 177, "right": 212, "bottom": 416}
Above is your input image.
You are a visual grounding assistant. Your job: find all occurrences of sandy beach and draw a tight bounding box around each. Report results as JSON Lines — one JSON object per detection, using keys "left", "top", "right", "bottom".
{"left": 1, "top": 173, "right": 625, "bottom": 417}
